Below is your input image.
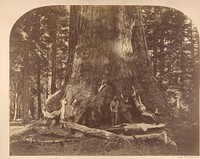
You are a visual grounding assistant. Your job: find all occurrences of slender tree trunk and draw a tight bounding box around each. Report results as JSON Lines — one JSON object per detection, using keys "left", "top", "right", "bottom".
{"left": 191, "top": 24, "right": 199, "bottom": 114}
{"left": 64, "top": 6, "right": 79, "bottom": 85}
{"left": 152, "top": 58, "right": 158, "bottom": 77}
{"left": 45, "top": 76, "right": 49, "bottom": 99}
{"left": 13, "top": 91, "right": 18, "bottom": 120}
{"left": 17, "top": 95, "right": 20, "bottom": 119}
{"left": 37, "top": 56, "right": 43, "bottom": 119}
{"left": 21, "top": 42, "right": 30, "bottom": 123}
{"left": 18, "top": 94, "right": 23, "bottom": 119}
{"left": 51, "top": 16, "right": 57, "bottom": 94}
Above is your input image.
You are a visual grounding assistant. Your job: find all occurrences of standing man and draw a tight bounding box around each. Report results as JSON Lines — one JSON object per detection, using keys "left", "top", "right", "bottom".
{"left": 110, "top": 96, "right": 119, "bottom": 126}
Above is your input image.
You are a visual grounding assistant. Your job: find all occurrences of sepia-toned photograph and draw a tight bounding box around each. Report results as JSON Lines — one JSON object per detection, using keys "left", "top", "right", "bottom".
{"left": 9, "top": 5, "right": 199, "bottom": 156}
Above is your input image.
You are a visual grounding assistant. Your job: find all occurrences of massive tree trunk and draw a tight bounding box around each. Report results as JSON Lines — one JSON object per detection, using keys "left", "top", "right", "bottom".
{"left": 46, "top": 6, "right": 168, "bottom": 127}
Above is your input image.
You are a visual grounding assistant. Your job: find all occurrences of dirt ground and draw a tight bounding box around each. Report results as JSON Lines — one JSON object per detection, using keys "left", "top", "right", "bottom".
{"left": 10, "top": 112, "right": 199, "bottom": 156}
{"left": 10, "top": 137, "right": 177, "bottom": 156}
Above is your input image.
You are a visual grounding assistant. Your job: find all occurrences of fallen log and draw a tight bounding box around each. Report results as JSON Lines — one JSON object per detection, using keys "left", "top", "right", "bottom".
{"left": 61, "top": 121, "right": 168, "bottom": 143}
{"left": 124, "top": 123, "right": 165, "bottom": 132}
{"left": 134, "top": 131, "right": 168, "bottom": 143}
{"left": 105, "top": 127, "right": 125, "bottom": 133}
{"left": 10, "top": 120, "right": 169, "bottom": 145}
{"left": 61, "top": 121, "right": 120, "bottom": 140}
{"left": 106, "top": 123, "right": 165, "bottom": 133}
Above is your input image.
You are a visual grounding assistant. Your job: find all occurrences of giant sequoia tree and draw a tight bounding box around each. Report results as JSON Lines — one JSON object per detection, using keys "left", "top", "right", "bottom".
{"left": 46, "top": 6, "right": 168, "bottom": 127}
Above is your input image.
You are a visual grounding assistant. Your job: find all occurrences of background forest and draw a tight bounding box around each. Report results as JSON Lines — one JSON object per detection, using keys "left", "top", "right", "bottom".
{"left": 9, "top": 6, "right": 199, "bottom": 155}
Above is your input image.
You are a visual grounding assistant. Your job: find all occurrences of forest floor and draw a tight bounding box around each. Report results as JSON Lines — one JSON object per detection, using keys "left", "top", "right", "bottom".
{"left": 10, "top": 111, "right": 199, "bottom": 156}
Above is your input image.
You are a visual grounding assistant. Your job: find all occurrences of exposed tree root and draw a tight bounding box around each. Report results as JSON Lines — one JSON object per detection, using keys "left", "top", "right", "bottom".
{"left": 61, "top": 121, "right": 169, "bottom": 143}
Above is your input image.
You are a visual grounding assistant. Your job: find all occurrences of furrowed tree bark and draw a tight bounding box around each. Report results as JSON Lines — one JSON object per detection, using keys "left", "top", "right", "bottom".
{"left": 45, "top": 6, "right": 169, "bottom": 126}
{"left": 131, "top": 6, "right": 169, "bottom": 112}
{"left": 62, "top": 6, "right": 140, "bottom": 125}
